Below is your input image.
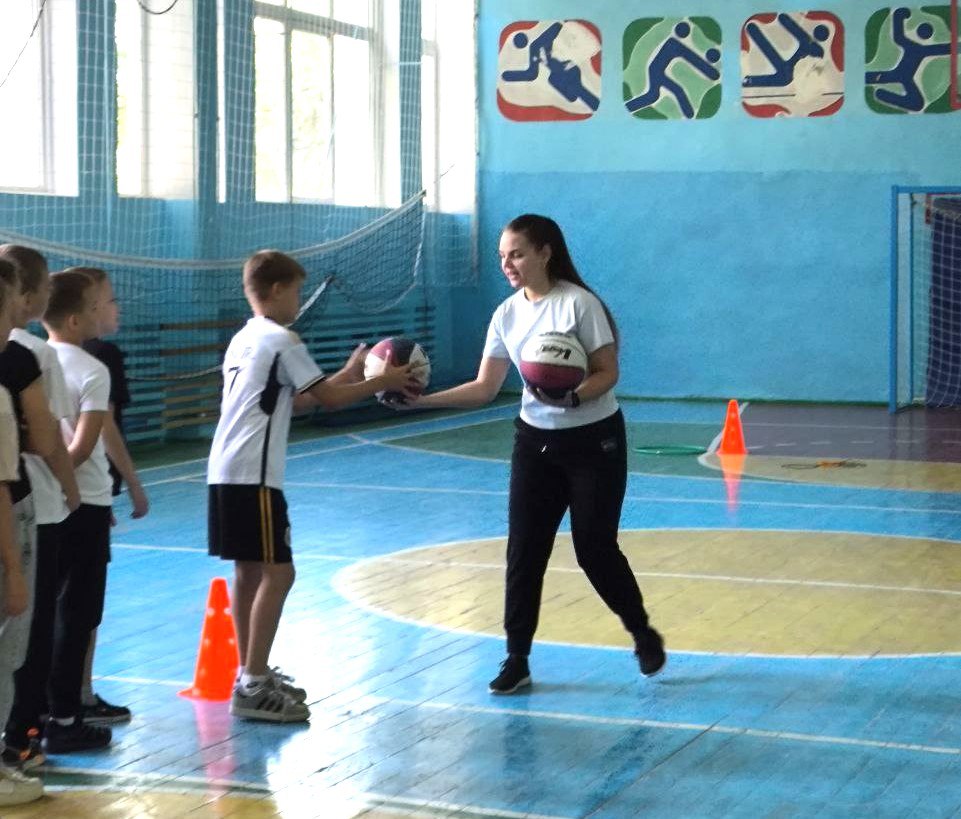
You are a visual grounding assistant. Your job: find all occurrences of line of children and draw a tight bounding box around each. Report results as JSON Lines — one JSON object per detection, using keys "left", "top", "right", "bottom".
{"left": 0, "top": 248, "right": 154, "bottom": 807}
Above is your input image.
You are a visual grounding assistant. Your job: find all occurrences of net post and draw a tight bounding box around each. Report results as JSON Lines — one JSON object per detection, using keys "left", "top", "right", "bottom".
{"left": 889, "top": 185, "right": 901, "bottom": 413}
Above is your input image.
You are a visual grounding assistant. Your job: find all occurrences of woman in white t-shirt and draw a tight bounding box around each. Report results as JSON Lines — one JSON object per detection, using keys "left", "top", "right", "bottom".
{"left": 406, "top": 214, "right": 665, "bottom": 694}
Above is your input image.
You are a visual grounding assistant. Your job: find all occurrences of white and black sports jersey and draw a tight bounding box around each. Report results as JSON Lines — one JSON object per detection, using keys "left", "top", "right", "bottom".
{"left": 207, "top": 317, "right": 324, "bottom": 489}
{"left": 483, "top": 279, "right": 619, "bottom": 430}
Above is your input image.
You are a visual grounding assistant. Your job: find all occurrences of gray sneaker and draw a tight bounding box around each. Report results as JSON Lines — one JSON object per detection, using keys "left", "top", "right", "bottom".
{"left": 230, "top": 684, "right": 310, "bottom": 723}
{"left": 267, "top": 667, "right": 307, "bottom": 703}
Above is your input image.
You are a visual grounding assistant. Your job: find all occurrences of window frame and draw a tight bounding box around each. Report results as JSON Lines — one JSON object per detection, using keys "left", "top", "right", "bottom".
{"left": 252, "top": 0, "right": 385, "bottom": 205}
{"left": 0, "top": 0, "right": 72, "bottom": 195}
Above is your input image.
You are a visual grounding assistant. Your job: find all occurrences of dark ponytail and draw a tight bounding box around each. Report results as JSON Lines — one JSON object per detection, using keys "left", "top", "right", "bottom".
{"left": 505, "top": 214, "right": 619, "bottom": 346}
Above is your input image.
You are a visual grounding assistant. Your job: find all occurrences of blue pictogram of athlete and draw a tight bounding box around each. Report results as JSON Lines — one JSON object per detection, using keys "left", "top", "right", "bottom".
{"left": 743, "top": 14, "right": 831, "bottom": 88}
{"left": 865, "top": 7, "right": 951, "bottom": 112}
{"left": 625, "top": 22, "right": 720, "bottom": 118}
{"left": 502, "top": 23, "right": 600, "bottom": 111}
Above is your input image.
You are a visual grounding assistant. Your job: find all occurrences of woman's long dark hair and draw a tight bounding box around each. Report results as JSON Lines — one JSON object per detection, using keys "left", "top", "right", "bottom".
{"left": 505, "top": 213, "right": 619, "bottom": 346}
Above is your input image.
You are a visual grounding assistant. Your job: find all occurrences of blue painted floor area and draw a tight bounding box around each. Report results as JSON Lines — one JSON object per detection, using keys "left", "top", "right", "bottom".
{"left": 45, "top": 401, "right": 961, "bottom": 818}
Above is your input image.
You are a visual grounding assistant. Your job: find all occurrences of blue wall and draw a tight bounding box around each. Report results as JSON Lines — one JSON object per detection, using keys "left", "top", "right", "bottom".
{"left": 471, "top": 0, "right": 961, "bottom": 402}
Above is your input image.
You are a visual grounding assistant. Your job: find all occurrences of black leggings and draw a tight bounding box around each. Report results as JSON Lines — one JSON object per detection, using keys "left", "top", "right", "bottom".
{"left": 505, "top": 410, "right": 650, "bottom": 656}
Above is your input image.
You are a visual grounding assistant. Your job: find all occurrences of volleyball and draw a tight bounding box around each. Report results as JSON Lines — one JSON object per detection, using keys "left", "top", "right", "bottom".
{"left": 519, "top": 331, "right": 588, "bottom": 398}
{"left": 364, "top": 336, "right": 431, "bottom": 402}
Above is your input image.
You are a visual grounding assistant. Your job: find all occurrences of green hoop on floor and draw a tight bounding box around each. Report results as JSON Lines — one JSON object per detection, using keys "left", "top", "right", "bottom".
{"left": 632, "top": 444, "right": 708, "bottom": 456}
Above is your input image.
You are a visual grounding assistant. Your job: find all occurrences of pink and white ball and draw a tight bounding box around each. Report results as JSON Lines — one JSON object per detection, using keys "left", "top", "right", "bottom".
{"left": 363, "top": 337, "right": 431, "bottom": 402}
{"left": 519, "top": 332, "right": 588, "bottom": 399}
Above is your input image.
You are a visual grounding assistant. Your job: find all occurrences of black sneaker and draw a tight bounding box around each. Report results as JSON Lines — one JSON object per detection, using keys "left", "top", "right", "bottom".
{"left": 634, "top": 627, "right": 667, "bottom": 677}
{"left": 42, "top": 718, "right": 111, "bottom": 754}
{"left": 1, "top": 728, "right": 46, "bottom": 772}
{"left": 488, "top": 656, "right": 531, "bottom": 694}
{"left": 82, "top": 694, "right": 131, "bottom": 725}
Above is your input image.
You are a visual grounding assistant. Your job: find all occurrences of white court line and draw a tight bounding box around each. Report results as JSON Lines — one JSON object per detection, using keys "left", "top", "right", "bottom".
{"left": 274, "top": 479, "right": 961, "bottom": 518}
{"left": 387, "top": 697, "right": 961, "bottom": 759}
{"left": 112, "top": 542, "right": 356, "bottom": 562}
{"left": 141, "top": 471, "right": 206, "bottom": 488}
{"left": 113, "top": 535, "right": 961, "bottom": 601}
{"left": 97, "top": 674, "right": 190, "bottom": 687}
{"left": 373, "top": 555, "right": 961, "bottom": 597}
{"left": 48, "top": 764, "right": 569, "bottom": 819}
{"left": 83, "top": 676, "right": 961, "bottom": 762}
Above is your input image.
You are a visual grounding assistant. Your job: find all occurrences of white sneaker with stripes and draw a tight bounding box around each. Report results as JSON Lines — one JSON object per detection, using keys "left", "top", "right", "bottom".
{"left": 230, "top": 683, "right": 310, "bottom": 723}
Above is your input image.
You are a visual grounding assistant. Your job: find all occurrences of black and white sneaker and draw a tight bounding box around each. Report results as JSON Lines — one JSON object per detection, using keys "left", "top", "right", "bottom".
{"left": 488, "top": 656, "right": 532, "bottom": 695}
{"left": 267, "top": 667, "right": 307, "bottom": 703}
{"left": 634, "top": 627, "right": 667, "bottom": 677}
{"left": 82, "top": 694, "right": 132, "bottom": 725}
{"left": 230, "top": 684, "right": 310, "bottom": 723}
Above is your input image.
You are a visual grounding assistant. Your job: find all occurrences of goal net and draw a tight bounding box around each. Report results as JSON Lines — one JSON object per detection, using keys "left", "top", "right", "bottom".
{"left": 891, "top": 188, "right": 961, "bottom": 410}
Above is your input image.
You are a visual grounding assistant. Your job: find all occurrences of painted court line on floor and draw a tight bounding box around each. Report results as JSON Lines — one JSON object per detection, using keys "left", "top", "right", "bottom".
{"left": 389, "top": 698, "right": 961, "bottom": 759}
{"left": 112, "top": 542, "right": 357, "bottom": 561}
{"left": 45, "top": 765, "right": 571, "bottom": 819}
{"left": 373, "top": 555, "right": 961, "bottom": 598}
{"left": 267, "top": 480, "right": 961, "bottom": 518}
{"left": 87, "top": 676, "right": 961, "bottom": 760}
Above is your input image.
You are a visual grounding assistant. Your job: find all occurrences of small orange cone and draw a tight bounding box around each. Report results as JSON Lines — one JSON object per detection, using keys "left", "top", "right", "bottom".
{"left": 718, "top": 399, "right": 747, "bottom": 456}
{"left": 179, "top": 578, "right": 240, "bottom": 702}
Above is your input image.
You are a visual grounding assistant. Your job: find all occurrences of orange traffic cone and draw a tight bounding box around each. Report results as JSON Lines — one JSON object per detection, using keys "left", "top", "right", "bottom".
{"left": 179, "top": 577, "right": 240, "bottom": 702}
{"left": 718, "top": 399, "right": 747, "bottom": 456}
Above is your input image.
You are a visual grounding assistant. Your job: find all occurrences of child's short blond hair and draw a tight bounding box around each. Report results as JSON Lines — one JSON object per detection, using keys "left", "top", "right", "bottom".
{"left": 243, "top": 251, "right": 306, "bottom": 301}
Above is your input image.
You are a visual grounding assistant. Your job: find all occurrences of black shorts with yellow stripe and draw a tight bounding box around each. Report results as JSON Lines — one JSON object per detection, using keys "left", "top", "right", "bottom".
{"left": 208, "top": 484, "right": 292, "bottom": 564}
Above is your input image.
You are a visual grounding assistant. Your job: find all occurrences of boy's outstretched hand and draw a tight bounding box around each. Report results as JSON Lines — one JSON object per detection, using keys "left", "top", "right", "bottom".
{"left": 378, "top": 351, "right": 420, "bottom": 398}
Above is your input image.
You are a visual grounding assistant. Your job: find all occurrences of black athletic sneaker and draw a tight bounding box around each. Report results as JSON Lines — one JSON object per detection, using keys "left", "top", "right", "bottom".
{"left": 42, "top": 719, "right": 111, "bottom": 754}
{"left": 82, "top": 694, "right": 132, "bottom": 725}
{"left": 488, "top": 656, "right": 531, "bottom": 694}
{"left": 634, "top": 627, "right": 667, "bottom": 677}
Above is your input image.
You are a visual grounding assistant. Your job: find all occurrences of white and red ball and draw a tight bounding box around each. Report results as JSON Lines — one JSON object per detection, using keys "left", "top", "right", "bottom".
{"left": 519, "top": 331, "right": 588, "bottom": 398}
{"left": 363, "top": 336, "right": 431, "bottom": 402}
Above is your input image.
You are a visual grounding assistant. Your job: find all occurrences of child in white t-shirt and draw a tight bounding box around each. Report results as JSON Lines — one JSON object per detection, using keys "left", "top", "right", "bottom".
{"left": 41, "top": 271, "right": 113, "bottom": 755}
{"left": 208, "top": 250, "right": 418, "bottom": 723}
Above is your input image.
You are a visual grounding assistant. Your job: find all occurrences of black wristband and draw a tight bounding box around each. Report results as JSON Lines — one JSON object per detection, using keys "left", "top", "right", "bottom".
{"left": 570, "top": 391, "right": 581, "bottom": 408}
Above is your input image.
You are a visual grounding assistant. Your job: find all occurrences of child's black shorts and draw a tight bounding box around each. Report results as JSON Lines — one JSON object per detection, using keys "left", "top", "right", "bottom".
{"left": 208, "top": 484, "right": 292, "bottom": 564}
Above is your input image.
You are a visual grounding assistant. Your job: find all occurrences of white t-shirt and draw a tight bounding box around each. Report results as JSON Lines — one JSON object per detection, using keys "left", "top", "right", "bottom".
{"left": 11, "top": 329, "right": 72, "bottom": 524}
{"left": 207, "top": 317, "right": 324, "bottom": 489}
{"left": 48, "top": 341, "right": 112, "bottom": 507}
{"left": 0, "top": 386, "right": 17, "bottom": 484}
{"left": 483, "top": 279, "right": 619, "bottom": 430}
